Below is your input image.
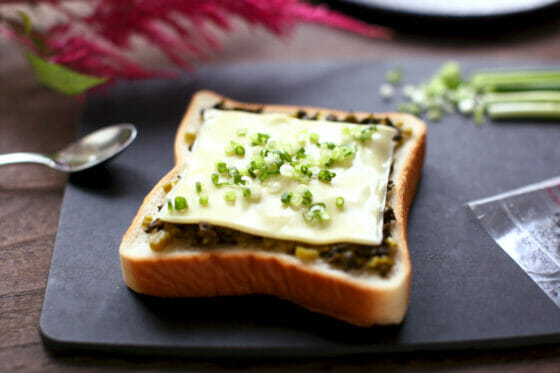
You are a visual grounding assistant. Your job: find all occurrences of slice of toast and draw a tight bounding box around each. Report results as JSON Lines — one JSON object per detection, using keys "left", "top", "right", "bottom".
{"left": 119, "top": 90, "right": 426, "bottom": 327}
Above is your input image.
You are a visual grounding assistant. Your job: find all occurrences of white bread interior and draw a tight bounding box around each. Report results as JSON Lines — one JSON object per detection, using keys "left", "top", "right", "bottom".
{"left": 119, "top": 90, "right": 426, "bottom": 327}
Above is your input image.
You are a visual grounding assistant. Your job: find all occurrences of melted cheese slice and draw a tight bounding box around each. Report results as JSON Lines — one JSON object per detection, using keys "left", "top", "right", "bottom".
{"left": 159, "top": 109, "right": 397, "bottom": 245}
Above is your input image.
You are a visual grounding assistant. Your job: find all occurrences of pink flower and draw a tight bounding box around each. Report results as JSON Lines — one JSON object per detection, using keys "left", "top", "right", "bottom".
{"left": 1, "top": 0, "right": 391, "bottom": 88}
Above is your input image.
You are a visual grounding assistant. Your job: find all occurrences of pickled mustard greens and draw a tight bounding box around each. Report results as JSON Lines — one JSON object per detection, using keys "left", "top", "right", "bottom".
{"left": 385, "top": 61, "right": 560, "bottom": 123}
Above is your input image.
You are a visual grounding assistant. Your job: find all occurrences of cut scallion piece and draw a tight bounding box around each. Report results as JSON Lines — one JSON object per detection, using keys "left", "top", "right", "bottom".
{"left": 281, "top": 192, "right": 293, "bottom": 204}
{"left": 336, "top": 196, "right": 344, "bottom": 208}
{"left": 195, "top": 181, "right": 202, "bottom": 193}
{"left": 303, "top": 202, "right": 330, "bottom": 224}
{"left": 242, "top": 187, "right": 251, "bottom": 198}
{"left": 250, "top": 132, "right": 270, "bottom": 146}
{"left": 235, "top": 145, "right": 245, "bottom": 156}
{"left": 216, "top": 161, "right": 228, "bottom": 173}
{"left": 199, "top": 194, "right": 209, "bottom": 206}
{"left": 302, "top": 189, "right": 313, "bottom": 205}
{"left": 386, "top": 67, "right": 403, "bottom": 84}
{"left": 224, "top": 190, "right": 236, "bottom": 202}
{"left": 211, "top": 173, "right": 220, "bottom": 185}
{"left": 174, "top": 196, "right": 188, "bottom": 211}
{"left": 237, "top": 128, "right": 247, "bottom": 136}
{"left": 309, "top": 133, "right": 319, "bottom": 143}
{"left": 318, "top": 169, "right": 336, "bottom": 182}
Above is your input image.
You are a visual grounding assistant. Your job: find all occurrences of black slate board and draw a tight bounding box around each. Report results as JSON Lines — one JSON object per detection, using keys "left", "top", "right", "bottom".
{"left": 40, "top": 61, "right": 560, "bottom": 358}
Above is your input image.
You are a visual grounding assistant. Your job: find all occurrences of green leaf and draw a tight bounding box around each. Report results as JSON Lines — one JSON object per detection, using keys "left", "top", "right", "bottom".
{"left": 24, "top": 51, "right": 107, "bottom": 95}
{"left": 18, "top": 11, "right": 32, "bottom": 36}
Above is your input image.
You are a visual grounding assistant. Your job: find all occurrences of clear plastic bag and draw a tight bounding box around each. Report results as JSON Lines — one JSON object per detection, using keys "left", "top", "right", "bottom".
{"left": 468, "top": 177, "right": 560, "bottom": 307}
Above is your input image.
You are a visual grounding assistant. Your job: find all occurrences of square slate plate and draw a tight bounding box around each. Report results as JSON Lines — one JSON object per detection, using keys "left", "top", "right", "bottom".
{"left": 40, "top": 61, "right": 560, "bottom": 358}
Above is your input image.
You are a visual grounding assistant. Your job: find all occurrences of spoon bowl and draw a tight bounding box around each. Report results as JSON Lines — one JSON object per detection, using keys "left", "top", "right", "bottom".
{"left": 0, "top": 124, "right": 137, "bottom": 173}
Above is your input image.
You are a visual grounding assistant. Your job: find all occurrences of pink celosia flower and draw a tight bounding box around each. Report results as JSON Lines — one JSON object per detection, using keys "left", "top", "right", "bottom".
{"left": 0, "top": 0, "right": 391, "bottom": 88}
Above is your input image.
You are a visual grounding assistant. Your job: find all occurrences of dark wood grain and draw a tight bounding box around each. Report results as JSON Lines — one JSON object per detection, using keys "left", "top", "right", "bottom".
{"left": 2, "top": 21, "right": 560, "bottom": 371}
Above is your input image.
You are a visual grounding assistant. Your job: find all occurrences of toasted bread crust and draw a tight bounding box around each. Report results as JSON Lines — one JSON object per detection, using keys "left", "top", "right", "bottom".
{"left": 120, "top": 90, "right": 426, "bottom": 326}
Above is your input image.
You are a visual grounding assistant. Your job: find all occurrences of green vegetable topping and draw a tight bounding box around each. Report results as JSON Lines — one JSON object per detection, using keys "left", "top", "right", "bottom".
{"left": 281, "top": 192, "right": 293, "bottom": 204}
{"left": 167, "top": 200, "right": 173, "bottom": 212}
{"left": 174, "top": 196, "right": 188, "bottom": 211}
{"left": 249, "top": 132, "right": 270, "bottom": 146}
{"left": 386, "top": 67, "right": 403, "bottom": 84}
{"left": 336, "top": 196, "right": 345, "bottom": 208}
{"left": 242, "top": 187, "right": 251, "bottom": 198}
{"left": 303, "top": 203, "right": 330, "bottom": 223}
{"left": 302, "top": 189, "right": 313, "bottom": 205}
{"left": 237, "top": 128, "right": 247, "bottom": 136}
{"left": 309, "top": 132, "right": 319, "bottom": 143}
{"left": 211, "top": 173, "right": 220, "bottom": 185}
{"left": 216, "top": 161, "right": 228, "bottom": 174}
{"left": 295, "top": 147, "right": 307, "bottom": 160}
{"left": 380, "top": 83, "right": 395, "bottom": 100}
{"left": 235, "top": 144, "right": 245, "bottom": 156}
{"left": 384, "top": 61, "right": 560, "bottom": 123}
{"left": 224, "top": 190, "right": 236, "bottom": 202}
{"left": 195, "top": 181, "right": 202, "bottom": 194}
{"left": 199, "top": 194, "right": 209, "bottom": 206}
{"left": 344, "top": 125, "right": 377, "bottom": 142}
{"left": 318, "top": 169, "right": 336, "bottom": 182}
{"left": 225, "top": 141, "right": 245, "bottom": 157}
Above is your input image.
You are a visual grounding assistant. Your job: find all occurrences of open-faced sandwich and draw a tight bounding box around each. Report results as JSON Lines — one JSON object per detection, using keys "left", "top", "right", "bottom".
{"left": 119, "top": 90, "right": 426, "bottom": 327}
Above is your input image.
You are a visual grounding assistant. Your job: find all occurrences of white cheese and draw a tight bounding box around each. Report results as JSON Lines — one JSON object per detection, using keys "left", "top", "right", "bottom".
{"left": 158, "top": 109, "right": 397, "bottom": 245}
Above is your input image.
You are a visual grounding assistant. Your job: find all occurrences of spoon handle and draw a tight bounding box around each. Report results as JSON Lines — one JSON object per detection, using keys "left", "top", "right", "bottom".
{"left": 0, "top": 152, "right": 56, "bottom": 168}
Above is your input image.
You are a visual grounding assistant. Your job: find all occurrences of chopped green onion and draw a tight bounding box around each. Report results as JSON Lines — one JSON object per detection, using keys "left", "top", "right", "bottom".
{"left": 386, "top": 67, "right": 403, "bottom": 84}
{"left": 216, "top": 161, "right": 228, "bottom": 174}
{"left": 226, "top": 141, "right": 245, "bottom": 157}
{"left": 195, "top": 181, "right": 202, "bottom": 194}
{"left": 249, "top": 132, "right": 270, "bottom": 146}
{"left": 281, "top": 192, "right": 293, "bottom": 204}
{"left": 167, "top": 200, "right": 173, "bottom": 212}
{"left": 296, "top": 129, "right": 307, "bottom": 144}
{"left": 290, "top": 193, "right": 303, "bottom": 206}
{"left": 224, "top": 144, "right": 235, "bottom": 156}
{"left": 380, "top": 83, "right": 395, "bottom": 100}
{"left": 389, "top": 62, "right": 560, "bottom": 123}
{"left": 318, "top": 169, "right": 336, "bottom": 182}
{"left": 302, "top": 189, "right": 313, "bottom": 205}
{"left": 174, "top": 196, "right": 188, "bottom": 211}
{"left": 302, "top": 210, "right": 314, "bottom": 223}
{"left": 309, "top": 133, "right": 319, "bottom": 143}
{"left": 199, "top": 194, "right": 209, "bottom": 206}
{"left": 336, "top": 196, "right": 344, "bottom": 208}
{"left": 242, "top": 187, "right": 251, "bottom": 198}
{"left": 280, "top": 164, "right": 294, "bottom": 177}
{"left": 397, "top": 102, "right": 422, "bottom": 116}
{"left": 295, "top": 147, "right": 306, "bottom": 160}
{"left": 237, "top": 128, "right": 247, "bottom": 136}
{"left": 211, "top": 173, "right": 220, "bottom": 185}
{"left": 274, "top": 149, "right": 292, "bottom": 163}
{"left": 235, "top": 145, "right": 245, "bottom": 156}
{"left": 224, "top": 190, "right": 236, "bottom": 202}
{"left": 427, "top": 107, "right": 443, "bottom": 121}
{"left": 303, "top": 202, "right": 330, "bottom": 224}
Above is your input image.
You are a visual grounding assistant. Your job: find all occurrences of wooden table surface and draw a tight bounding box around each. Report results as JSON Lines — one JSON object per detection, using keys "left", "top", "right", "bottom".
{"left": 2, "top": 16, "right": 560, "bottom": 372}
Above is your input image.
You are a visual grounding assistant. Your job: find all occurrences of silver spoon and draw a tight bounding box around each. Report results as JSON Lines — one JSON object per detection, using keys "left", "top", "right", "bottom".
{"left": 0, "top": 124, "right": 137, "bottom": 173}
